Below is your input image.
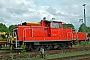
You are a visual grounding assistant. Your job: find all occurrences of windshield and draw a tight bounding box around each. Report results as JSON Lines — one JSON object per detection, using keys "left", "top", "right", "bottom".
{"left": 52, "top": 22, "right": 59, "bottom": 28}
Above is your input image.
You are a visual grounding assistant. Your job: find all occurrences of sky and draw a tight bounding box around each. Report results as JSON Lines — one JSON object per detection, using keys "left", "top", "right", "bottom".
{"left": 0, "top": 0, "right": 90, "bottom": 30}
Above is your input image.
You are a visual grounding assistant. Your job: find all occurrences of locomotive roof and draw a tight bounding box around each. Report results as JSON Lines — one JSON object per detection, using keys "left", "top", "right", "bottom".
{"left": 22, "top": 20, "right": 62, "bottom": 25}
{"left": 43, "top": 20, "right": 62, "bottom": 23}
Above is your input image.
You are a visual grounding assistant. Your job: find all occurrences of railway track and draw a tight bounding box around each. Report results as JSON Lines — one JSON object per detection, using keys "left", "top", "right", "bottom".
{"left": 0, "top": 45, "right": 90, "bottom": 60}
{"left": 48, "top": 54, "right": 90, "bottom": 60}
{"left": 0, "top": 47, "right": 90, "bottom": 56}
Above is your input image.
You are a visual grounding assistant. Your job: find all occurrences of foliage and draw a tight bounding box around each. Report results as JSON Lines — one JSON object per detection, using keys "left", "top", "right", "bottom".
{"left": 9, "top": 25, "right": 16, "bottom": 36}
{"left": 21, "top": 43, "right": 26, "bottom": 55}
{"left": 0, "top": 23, "right": 11, "bottom": 38}
{"left": 88, "top": 42, "right": 90, "bottom": 44}
{"left": 0, "top": 23, "right": 16, "bottom": 39}
{"left": 78, "top": 23, "right": 90, "bottom": 32}
{"left": 78, "top": 23, "right": 84, "bottom": 32}
{"left": 86, "top": 27, "right": 90, "bottom": 33}
{"left": 80, "top": 41, "right": 88, "bottom": 45}
{"left": 10, "top": 51, "right": 14, "bottom": 60}
{"left": 0, "top": 23, "right": 8, "bottom": 32}
{"left": 63, "top": 24, "right": 75, "bottom": 29}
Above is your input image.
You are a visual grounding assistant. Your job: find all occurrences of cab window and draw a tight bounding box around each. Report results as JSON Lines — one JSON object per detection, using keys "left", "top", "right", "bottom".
{"left": 52, "top": 22, "right": 59, "bottom": 28}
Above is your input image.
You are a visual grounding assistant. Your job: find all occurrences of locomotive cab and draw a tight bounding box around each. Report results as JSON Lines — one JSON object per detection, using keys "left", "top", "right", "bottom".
{"left": 41, "top": 20, "right": 63, "bottom": 28}
{"left": 51, "top": 21, "right": 63, "bottom": 28}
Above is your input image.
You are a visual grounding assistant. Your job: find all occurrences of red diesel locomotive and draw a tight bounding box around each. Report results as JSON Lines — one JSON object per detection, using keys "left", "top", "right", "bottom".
{"left": 13, "top": 19, "right": 86, "bottom": 51}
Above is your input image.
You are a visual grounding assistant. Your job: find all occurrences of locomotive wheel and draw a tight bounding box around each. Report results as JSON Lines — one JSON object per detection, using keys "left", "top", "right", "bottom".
{"left": 54, "top": 45, "right": 59, "bottom": 49}
{"left": 58, "top": 43, "right": 66, "bottom": 50}
{"left": 31, "top": 45, "right": 40, "bottom": 51}
{"left": 45, "top": 45, "right": 52, "bottom": 50}
{"left": 61, "top": 43, "right": 66, "bottom": 49}
{"left": 58, "top": 45, "right": 62, "bottom": 50}
{"left": 26, "top": 44, "right": 31, "bottom": 51}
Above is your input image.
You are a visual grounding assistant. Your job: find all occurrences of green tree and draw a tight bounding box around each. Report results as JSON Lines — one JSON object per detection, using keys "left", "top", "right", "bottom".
{"left": 78, "top": 23, "right": 84, "bottom": 32}
{"left": 63, "top": 24, "right": 75, "bottom": 29}
{"left": 78, "top": 23, "right": 90, "bottom": 32}
{"left": 9, "top": 25, "right": 16, "bottom": 36}
{"left": 86, "top": 27, "right": 90, "bottom": 33}
{"left": 0, "top": 23, "right": 8, "bottom": 32}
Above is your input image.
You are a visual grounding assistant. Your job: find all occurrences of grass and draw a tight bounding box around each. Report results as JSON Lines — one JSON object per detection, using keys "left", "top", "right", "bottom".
{"left": 0, "top": 49, "right": 10, "bottom": 52}
{"left": 87, "top": 41, "right": 90, "bottom": 45}
{"left": 14, "top": 50, "right": 90, "bottom": 60}
{"left": 46, "top": 50, "right": 90, "bottom": 59}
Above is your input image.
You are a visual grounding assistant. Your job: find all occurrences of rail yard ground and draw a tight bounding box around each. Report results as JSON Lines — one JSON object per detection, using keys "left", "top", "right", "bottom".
{"left": 0, "top": 43, "right": 90, "bottom": 60}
